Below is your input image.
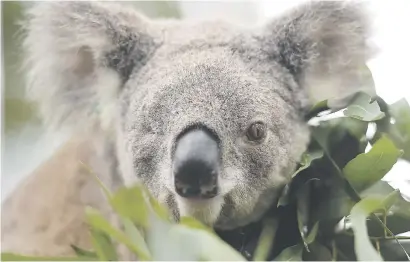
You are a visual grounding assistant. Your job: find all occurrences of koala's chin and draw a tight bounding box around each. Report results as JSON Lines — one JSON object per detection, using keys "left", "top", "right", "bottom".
{"left": 168, "top": 182, "right": 281, "bottom": 230}
{"left": 175, "top": 196, "right": 225, "bottom": 227}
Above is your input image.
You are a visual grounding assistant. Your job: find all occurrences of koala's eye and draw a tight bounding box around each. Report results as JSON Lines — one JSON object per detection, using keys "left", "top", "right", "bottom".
{"left": 245, "top": 122, "right": 267, "bottom": 142}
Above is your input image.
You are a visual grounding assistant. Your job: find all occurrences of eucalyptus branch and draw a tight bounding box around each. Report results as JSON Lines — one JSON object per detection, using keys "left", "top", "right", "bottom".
{"left": 314, "top": 137, "right": 410, "bottom": 260}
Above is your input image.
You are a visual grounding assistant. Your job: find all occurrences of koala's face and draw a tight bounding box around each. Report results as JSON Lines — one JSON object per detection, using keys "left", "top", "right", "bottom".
{"left": 120, "top": 44, "right": 310, "bottom": 228}
{"left": 23, "top": 2, "right": 372, "bottom": 229}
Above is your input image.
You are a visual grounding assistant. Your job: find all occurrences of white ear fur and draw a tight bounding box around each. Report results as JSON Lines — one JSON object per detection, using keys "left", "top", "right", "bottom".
{"left": 260, "top": 1, "right": 376, "bottom": 103}
{"left": 21, "top": 1, "right": 158, "bottom": 134}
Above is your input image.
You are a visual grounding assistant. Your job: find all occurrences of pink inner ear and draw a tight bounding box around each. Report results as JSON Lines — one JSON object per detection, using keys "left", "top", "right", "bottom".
{"left": 73, "top": 45, "right": 95, "bottom": 77}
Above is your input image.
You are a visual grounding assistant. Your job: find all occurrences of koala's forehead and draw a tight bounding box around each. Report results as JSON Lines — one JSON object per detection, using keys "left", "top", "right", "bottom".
{"left": 123, "top": 44, "right": 292, "bottom": 135}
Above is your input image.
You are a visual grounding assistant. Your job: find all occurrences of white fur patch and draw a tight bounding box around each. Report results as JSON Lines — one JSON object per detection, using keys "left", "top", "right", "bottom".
{"left": 176, "top": 196, "right": 224, "bottom": 226}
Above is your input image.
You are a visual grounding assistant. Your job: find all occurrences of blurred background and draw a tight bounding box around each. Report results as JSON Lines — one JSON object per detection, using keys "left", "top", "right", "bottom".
{"left": 2, "top": 0, "right": 410, "bottom": 200}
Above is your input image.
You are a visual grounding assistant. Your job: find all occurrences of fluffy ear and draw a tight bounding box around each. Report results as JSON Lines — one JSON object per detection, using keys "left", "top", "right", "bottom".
{"left": 21, "top": 2, "right": 160, "bottom": 133}
{"left": 258, "top": 1, "right": 376, "bottom": 104}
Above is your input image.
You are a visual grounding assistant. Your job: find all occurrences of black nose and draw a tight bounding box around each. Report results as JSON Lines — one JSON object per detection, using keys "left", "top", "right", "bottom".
{"left": 173, "top": 127, "right": 220, "bottom": 199}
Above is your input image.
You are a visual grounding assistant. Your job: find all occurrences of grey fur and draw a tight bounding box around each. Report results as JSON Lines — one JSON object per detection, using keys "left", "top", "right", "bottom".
{"left": 21, "top": 1, "right": 374, "bottom": 229}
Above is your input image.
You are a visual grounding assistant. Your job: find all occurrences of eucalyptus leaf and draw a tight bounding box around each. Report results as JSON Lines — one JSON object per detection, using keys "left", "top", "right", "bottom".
{"left": 343, "top": 92, "right": 385, "bottom": 121}
{"left": 180, "top": 216, "right": 214, "bottom": 233}
{"left": 361, "top": 181, "right": 410, "bottom": 236}
{"left": 145, "top": 216, "right": 246, "bottom": 261}
{"left": 389, "top": 99, "right": 410, "bottom": 136}
{"left": 305, "top": 223, "right": 319, "bottom": 246}
{"left": 70, "top": 245, "right": 98, "bottom": 259}
{"left": 147, "top": 190, "right": 172, "bottom": 221}
{"left": 307, "top": 90, "right": 376, "bottom": 119}
{"left": 380, "top": 239, "right": 410, "bottom": 261}
{"left": 360, "top": 180, "right": 398, "bottom": 197}
{"left": 292, "top": 150, "right": 324, "bottom": 178}
{"left": 296, "top": 179, "right": 319, "bottom": 250}
{"left": 350, "top": 190, "right": 401, "bottom": 261}
{"left": 278, "top": 149, "right": 323, "bottom": 207}
{"left": 310, "top": 117, "right": 368, "bottom": 167}
{"left": 388, "top": 98, "right": 410, "bottom": 161}
{"left": 277, "top": 184, "right": 291, "bottom": 207}
{"left": 145, "top": 214, "right": 181, "bottom": 260}
{"left": 272, "top": 244, "right": 304, "bottom": 261}
{"left": 85, "top": 207, "right": 151, "bottom": 261}
{"left": 170, "top": 225, "right": 247, "bottom": 261}
{"left": 89, "top": 228, "right": 118, "bottom": 261}
{"left": 109, "top": 185, "right": 148, "bottom": 227}
{"left": 343, "top": 135, "right": 402, "bottom": 192}
{"left": 79, "top": 161, "right": 112, "bottom": 199}
{"left": 302, "top": 241, "right": 333, "bottom": 261}
{"left": 120, "top": 217, "right": 151, "bottom": 258}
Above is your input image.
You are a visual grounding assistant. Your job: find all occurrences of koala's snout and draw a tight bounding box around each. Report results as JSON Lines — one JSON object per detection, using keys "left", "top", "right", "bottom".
{"left": 173, "top": 127, "right": 220, "bottom": 199}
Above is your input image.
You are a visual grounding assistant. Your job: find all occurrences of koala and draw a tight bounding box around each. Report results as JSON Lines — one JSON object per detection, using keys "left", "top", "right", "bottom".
{"left": 1, "top": 0, "right": 374, "bottom": 258}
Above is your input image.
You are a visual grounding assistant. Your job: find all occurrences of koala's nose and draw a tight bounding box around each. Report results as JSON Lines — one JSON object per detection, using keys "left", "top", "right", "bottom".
{"left": 173, "top": 127, "right": 220, "bottom": 199}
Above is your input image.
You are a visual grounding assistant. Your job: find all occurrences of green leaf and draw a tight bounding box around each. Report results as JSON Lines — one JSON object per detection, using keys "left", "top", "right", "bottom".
{"left": 70, "top": 245, "right": 98, "bottom": 259}
{"left": 296, "top": 179, "right": 319, "bottom": 250}
{"left": 350, "top": 190, "right": 401, "bottom": 261}
{"left": 143, "top": 187, "right": 172, "bottom": 221}
{"left": 310, "top": 117, "right": 368, "bottom": 157}
{"left": 145, "top": 215, "right": 184, "bottom": 260}
{"left": 304, "top": 222, "right": 319, "bottom": 246}
{"left": 388, "top": 98, "right": 410, "bottom": 161}
{"left": 89, "top": 228, "right": 118, "bottom": 261}
{"left": 343, "top": 135, "right": 402, "bottom": 191}
{"left": 343, "top": 92, "right": 385, "bottom": 121}
{"left": 361, "top": 181, "right": 410, "bottom": 236}
{"left": 308, "top": 99, "right": 329, "bottom": 118}
{"left": 360, "top": 180, "right": 398, "bottom": 198}
{"left": 171, "top": 226, "right": 247, "bottom": 261}
{"left": 390, "top": 98, "right": 410, "bottom": 137}
{"left": 179, "top": 216, "right": 214, "bottom": 233}
{"left": 79, "top": 161, "right": 112, "bottom": 199}
{"left": 380, "top": 239, "right": 410, "bottom": 261}
{"left": 120, "top": 217, "right": 151, "bottom": 258}
{"left": 145, "top": 218, "right": 246, "bottom": 261}
{"left": 292, "top": 150, "right": 324, "bottom": 178}
{"left": 277, "top": 149, "right": 323, "bottom": 207}
{"left": 302, "top": 242, "right": 333, "bottom": 261}
{"left": 85, "top": 207, "right": 151, "bottom": 261}
{"left": 307, "top": 89, "right": 376, "bottom": 119}
{"left": 0, "top": 252, "right": 97, "bottom": 261}
{"left": 109, "top": 185, "right": 148, "bottom": 227}
{"left": 272, "top": 244, "right": 304, "bottom": 261}
{"left": 277, "top": 183, "right": 291, "bottom": 207}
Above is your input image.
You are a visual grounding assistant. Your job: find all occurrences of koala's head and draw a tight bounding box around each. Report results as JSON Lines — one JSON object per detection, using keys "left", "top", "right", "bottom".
{"left": 22, "top": 1, "right": 373, "bottom": 229}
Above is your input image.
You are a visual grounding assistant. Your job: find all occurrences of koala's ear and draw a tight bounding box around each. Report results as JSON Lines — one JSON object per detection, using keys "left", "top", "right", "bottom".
{"left": 258, "top": 1, "right": 376, "bottom": 104}
{"left": 22, "top": 2, "right": 160, "bottom": 133}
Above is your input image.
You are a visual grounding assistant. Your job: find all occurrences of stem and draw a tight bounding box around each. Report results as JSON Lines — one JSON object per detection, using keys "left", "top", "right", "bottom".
{"left": 383, "top": 212, "right": 388, "bottom": 238}
{"left": 253, "top": 218, "right": 278, "bottom": 261}
{"left": 332, "top": 241, "right": 337, "bottom": 261}
{"left": 376, "top": 240, "right": 381, "bottom": 254}
{"left": 342, "top": 231, "right": 410, "bottom": 240}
